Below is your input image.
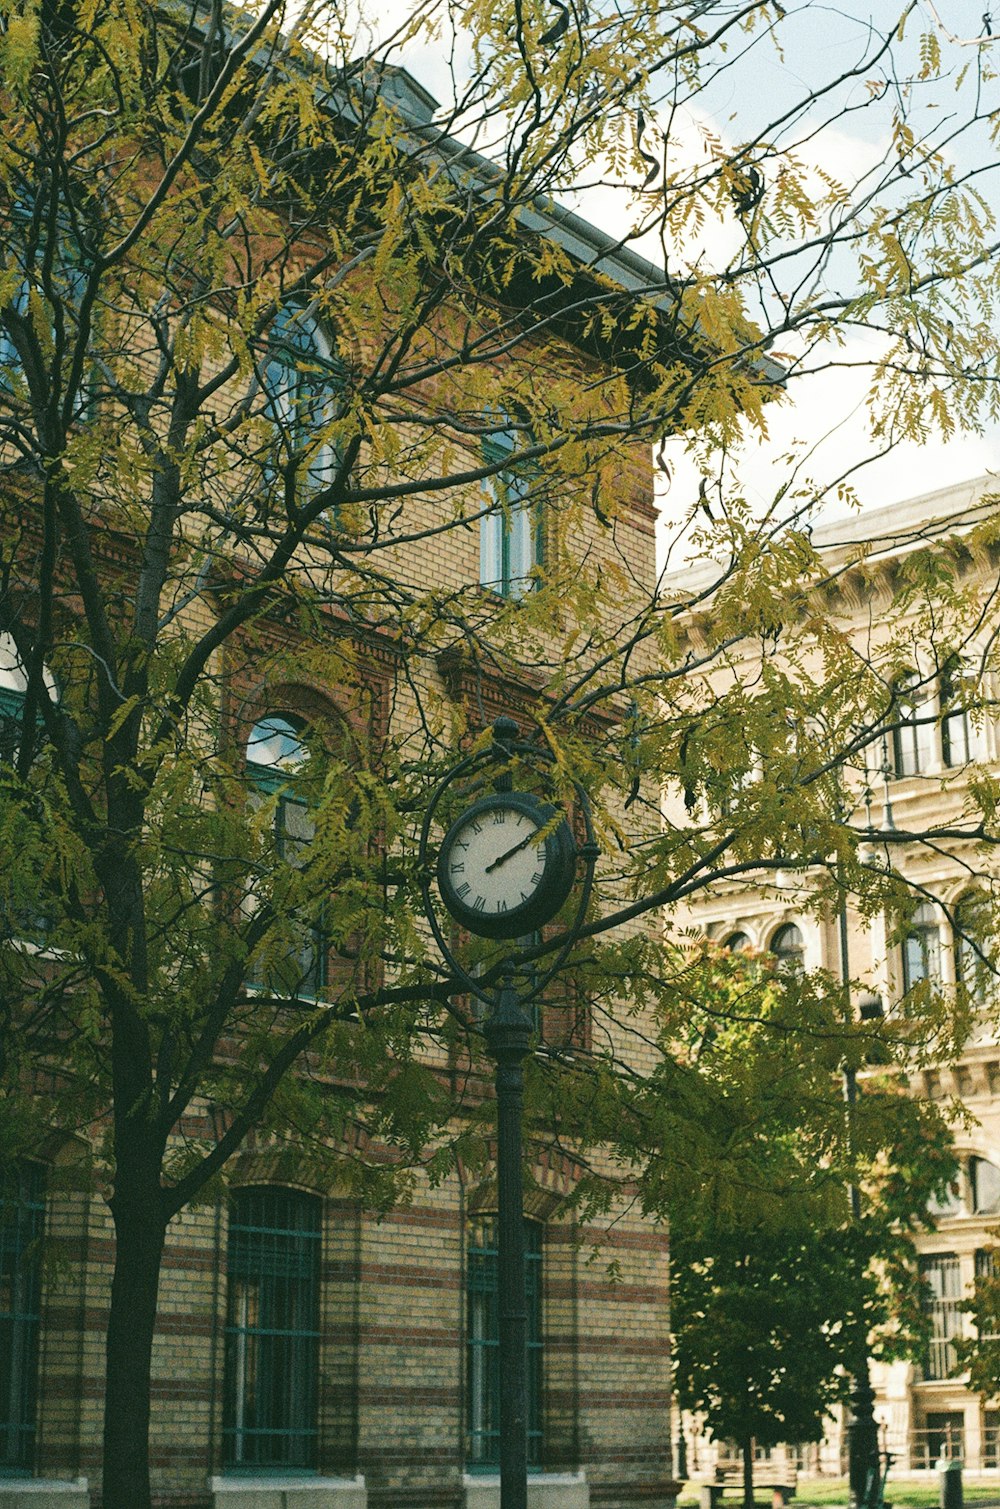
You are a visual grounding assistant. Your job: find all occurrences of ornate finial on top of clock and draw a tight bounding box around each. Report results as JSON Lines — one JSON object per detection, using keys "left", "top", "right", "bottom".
{"left": 492, "top": 714, "right": 520, "bottom": 746}
{"left": 491, "top": 715, "right": 520, "bottom": 793}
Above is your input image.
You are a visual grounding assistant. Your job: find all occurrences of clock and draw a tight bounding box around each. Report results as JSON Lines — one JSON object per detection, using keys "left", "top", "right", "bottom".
{"left": 436, "top": 791, "right": 577, "bottom": 940}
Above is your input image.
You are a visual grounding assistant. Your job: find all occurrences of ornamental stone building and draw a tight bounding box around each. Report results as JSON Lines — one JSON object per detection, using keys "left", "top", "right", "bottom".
{"left": 666, "top": 476, "right": 1000, "bottom": 1484}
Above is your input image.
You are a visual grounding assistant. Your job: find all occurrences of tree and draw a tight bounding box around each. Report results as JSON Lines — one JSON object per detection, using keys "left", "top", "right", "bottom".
{"left": 953, "top": 1243, "right": 1000, "bottom": 1401}
{"left": 673, "top": 1227, "right": 873, "bottom": 1505}
{"left": 666, "top": 946, "right": 958, "bottom": 1508}
{"left": 2, "top": 1, "right": 1000, "bottom": 1505}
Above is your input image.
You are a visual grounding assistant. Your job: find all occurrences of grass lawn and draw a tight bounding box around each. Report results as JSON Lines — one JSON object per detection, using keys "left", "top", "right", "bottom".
{"left": 678, "top": 1478, "right": 1000, "bottom": 1508}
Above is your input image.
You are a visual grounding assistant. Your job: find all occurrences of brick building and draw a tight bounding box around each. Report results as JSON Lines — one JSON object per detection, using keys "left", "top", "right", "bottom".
{"left": 0, "top": 42, "right": 696, "bottom": 1509}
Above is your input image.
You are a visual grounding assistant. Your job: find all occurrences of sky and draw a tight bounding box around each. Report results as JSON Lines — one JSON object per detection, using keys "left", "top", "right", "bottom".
{"left": 359, "top": 0, "right": 1000, "bottom": 539}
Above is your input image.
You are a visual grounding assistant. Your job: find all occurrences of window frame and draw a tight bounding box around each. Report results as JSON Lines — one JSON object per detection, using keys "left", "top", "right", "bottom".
{"left": 891, "top": 671, "right": 934, "bottom": 778}
{"left": 244, "top": 713, "right": 327, "bottom": 1002}
{"left": 919, "top": 1251, "right": 964, "bottom": 1381}
{"left": 479, "top": 423, "right": 543, "bottom": 601}
{"left": 939, "top": 654, "right": 976, "bottom": 769}
{"left": 770, "top": 922, "right": 805, "bottom": 973}
{"left": 902, "top": 902, "right": 941, "bottom": 996}
{"left": 954, "top": 890, "right": 992, "bottom": 1007}
{"left": 466, "top": 1213, "right": 543, "bottom": 1472}
{"left": 222, "top": 1186, "right": 322, "bottom": 1474}
{"left": 262, "top": 308, "right": 343, "bottom": 502}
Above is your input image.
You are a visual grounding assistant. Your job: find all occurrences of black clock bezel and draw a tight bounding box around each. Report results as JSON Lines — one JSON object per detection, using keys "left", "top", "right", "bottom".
{"left": 436, "top": 791, "right": 577, "bottom": 940}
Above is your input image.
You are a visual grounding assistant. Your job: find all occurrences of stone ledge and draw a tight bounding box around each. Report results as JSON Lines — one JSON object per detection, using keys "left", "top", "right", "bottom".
{"left": 0, "top": 1482, "right": 90, "bottom": 1509}
{"left": 210, "top": 1476, "right": 366, "bottom": 1509}
{"left": 463, "top": 1472, "right": 589, "bottom": 1509}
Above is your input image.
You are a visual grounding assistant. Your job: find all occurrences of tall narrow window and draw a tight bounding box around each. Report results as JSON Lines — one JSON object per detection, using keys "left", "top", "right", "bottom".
{"left": 0, "top": 1164, "right": 44, "bottom": 1473}
{"left": 919, "top": 1252, "right": 963, "bottom": 1380}
{"left": 955, "top": 891, "right": 992, "bottom": 1007}
{"left": 940, "top": 658, "right": 974, "bottom": 769}
{"left": 971, "top": 1159, "right": 1000, "bottom": 1216}
{"left": 223, "top": 1187, "right": 321, "bottom": 1471}
{"left": 263, "top": 308, "right": 341, "bottom": 499}
{"left": 0, "top": 635, "right": 28, "bottom": 764}
{"left": 903, "top": 902, "right": 941, "bottom": 996}
{"left": 1, "top": 194, "right": 88, "bottom": 406}
{"left": 0, "top": 280, "right": 29, "bottom": 393}
{"left": 245, "top": 714, "right": 326, "bottom": 999}
{"left": 479, "top": 423, "right": 541, "bottom": 600}
{"left": 892, "top": 672, "right": 933, "bottom": 778}
{"left": 466, "top": 1215, "right": 542, "bottom": 1469}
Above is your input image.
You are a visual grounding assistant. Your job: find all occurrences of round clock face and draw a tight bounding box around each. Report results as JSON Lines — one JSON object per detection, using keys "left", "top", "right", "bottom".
{"left": 437, "top": 792, "right": 576, "bottom": 940}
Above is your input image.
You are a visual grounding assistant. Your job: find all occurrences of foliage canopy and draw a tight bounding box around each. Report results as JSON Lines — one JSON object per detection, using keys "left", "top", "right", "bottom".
{"left": 2, "top": 0, "right": 1000, "bottom": 1503}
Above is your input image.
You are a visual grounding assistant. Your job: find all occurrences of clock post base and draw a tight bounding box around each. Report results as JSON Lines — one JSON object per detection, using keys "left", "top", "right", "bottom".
{"left": 484, "top": 975, "right": 535, "bottom": 1509}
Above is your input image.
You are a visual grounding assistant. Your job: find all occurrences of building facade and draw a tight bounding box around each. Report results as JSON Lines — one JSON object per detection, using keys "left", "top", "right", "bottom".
{"left": 0, "top": 47, "right": 689, "bottom": 1509}
{"left": 667, "top": 477, "right": 1000, "bottom": 1480}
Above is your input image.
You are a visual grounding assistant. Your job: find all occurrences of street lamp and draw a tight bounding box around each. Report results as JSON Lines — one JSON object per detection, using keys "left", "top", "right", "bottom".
{"left": 838, "top": 887, "right": 885, "bottom": 1509}
{"left": 419, "top": 715, "right": 598, "bottom": 1509}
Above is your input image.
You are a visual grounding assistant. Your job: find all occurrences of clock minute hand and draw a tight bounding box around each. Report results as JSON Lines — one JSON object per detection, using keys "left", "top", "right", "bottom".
{"left": 485, "top": 829, "right": 540, "bottom": 873}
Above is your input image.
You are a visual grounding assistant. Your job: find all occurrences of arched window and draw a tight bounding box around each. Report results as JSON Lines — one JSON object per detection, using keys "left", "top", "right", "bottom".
{"left": 0, "top": 1163, "right": 45, "bottom": 1472}
{"left": 723, "top": 931, "right": 752, "bottom": 953}
{"left": 479, "top": 420, "right": 542, "bottom": 600}
{"left": 245, "top": 713, "right": 326, "bottom": 999}
{"left": 223, "top": 1187, "right": 321, "bottom": 1470}
{"left": 770, "top": 923, "right": 804, "bottom": 973}
{"left": 903, "top": 902, "right": 941, "bottom": 995}
{"left": 466, "top": 1214, "right": 542, "bottom": 1469}
{"left": 263, "top": 308, "right": 342, "bottom": 499}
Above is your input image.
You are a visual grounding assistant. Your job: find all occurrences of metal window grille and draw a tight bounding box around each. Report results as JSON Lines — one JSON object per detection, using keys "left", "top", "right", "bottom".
{"left": 919, "top": 1252, "right": 964, "bottom": 1380}
{"left": 0, "top": 1163, "right": 45, "bottom": 1472}
{"left": 466, "top": 1215, "right": 543, "bottom": 1469}
{"left": 223, "top": 1187, "right": 322, "bottom": 1470}
{"left": 915, "top": 1413, "right": 965, "bottom": 1466}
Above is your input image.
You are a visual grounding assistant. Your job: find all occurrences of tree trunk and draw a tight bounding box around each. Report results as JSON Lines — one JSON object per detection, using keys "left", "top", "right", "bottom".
{"left": 742, "top": 1438, "right": 755, "bottom": 1509}
{"left": 101, "top": 1158, "right": 168, "bottom": 1509}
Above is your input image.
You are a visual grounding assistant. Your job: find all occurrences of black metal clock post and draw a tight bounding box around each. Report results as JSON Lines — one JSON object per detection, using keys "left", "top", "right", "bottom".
{"left": 419, "top": 716, "right": 598, "bottom": 1509}
{"left": 487, "top": 962, "right": 535, "bottom": 1509}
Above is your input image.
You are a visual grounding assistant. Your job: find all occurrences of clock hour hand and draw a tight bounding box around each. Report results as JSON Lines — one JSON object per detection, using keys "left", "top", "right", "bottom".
{"left": 485, "top": 829, "right": 540, "bottom": 873}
